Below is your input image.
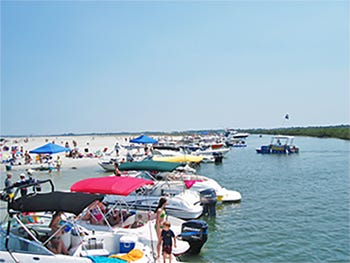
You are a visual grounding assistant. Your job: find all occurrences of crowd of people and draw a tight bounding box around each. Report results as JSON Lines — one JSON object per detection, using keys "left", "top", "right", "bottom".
{"left": 2, "top": 171, "right": 42, "bottom": 200}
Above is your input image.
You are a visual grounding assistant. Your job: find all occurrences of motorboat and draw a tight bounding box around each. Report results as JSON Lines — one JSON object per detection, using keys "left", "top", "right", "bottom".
{"left": 224, "top": 129, "right": 250, "bottom": 139}
{"left": 75, "top": 208, "right": 208, "bottom": 256}
{"left": 0, "top": 227, "right": 91, "bottom": 263}
{"left": 71, "top": 176, "right": 203, "bottom": 220}
{"left": 256, "top": 135, "right": 299, "bottom": 154}
{"left": 70, "top": 176, "right": 208, "bottom": 255}
{"left": 159, "top": 171, "right": 241, "bottom": 203}
{"left": 225, "top": 139, "right": 247, "bottom": 148}
{"left": 189, "top": 146, "right": 230, "bottom": 163}
{"left": 118, "top": 161, "right": 242, "bottom": 203}
{"left": 98, "top": 153, "right": 148, "bottom": 172}
{"left": 224, "top": 129, "right": 249, "bottom": 148}
{"left": 152, "top": 155, "right": 204, "bottom": 164}
{"left": 0, "top": 179, "right": 157, "bottom": 263}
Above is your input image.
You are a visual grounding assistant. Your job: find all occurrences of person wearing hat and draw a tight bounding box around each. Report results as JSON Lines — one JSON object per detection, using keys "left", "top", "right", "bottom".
{"left": 18, "top": 173, "right": 28, "bottom": 197}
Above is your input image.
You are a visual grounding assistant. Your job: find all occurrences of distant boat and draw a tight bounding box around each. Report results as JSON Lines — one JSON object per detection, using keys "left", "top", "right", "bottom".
{"left": 224, "top": 129, "right": 249, "bottom": 139}
{"left": 153, "top": 155, "right": 204, "bottom": 163}
{"left": 224, "top": 129, "right": 249, "bottom": 148}
{"left": 256, "top": 135, "right": 299, "bottom": 154}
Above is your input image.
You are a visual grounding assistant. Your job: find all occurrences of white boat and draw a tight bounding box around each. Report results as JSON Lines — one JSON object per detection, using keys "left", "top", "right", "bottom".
{"left": 71, "top": 176, "right": 203, "bottom": 220}
{"left": 0, "top": 184, "right": 156, "bottom": 262}
{"left": 224, "top": 129, "right": 250, "bottom": 139}
{"left": 76, "top": 210, "right": 208, "bottom": 256}
{"left": 107, "top": 182, "right": 203, "bottom": 220}
{"left": 118, "top": 161, "right": 242, "bottom": 203}
{"left": 159, "top": 171, "right": 241, "bottom": 203}
{"left": 70, "top": 176, "right": 208, "bottom": 255}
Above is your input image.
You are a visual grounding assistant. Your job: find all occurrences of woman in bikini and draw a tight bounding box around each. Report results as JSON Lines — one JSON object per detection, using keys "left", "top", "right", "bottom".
{"left": 155, "top": 197, "right": 168, "bottom": 259}
{"left": 48, "top": 211, "right": 69, "bottom": 255}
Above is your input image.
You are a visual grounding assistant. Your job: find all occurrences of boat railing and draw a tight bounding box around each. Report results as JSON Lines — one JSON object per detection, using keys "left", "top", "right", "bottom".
{"left": 1, "top": 179, "right": 55, "bottom": 213}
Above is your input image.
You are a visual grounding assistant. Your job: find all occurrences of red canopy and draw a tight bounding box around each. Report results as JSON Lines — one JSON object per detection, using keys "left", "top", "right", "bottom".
{"left": 70, "top": 176, "right": 154, "bottom": 196}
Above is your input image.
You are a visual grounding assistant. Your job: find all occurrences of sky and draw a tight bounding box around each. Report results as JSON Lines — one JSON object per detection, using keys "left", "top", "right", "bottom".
{"left": 1, "top": 1, "right": 349, "bottom": 136}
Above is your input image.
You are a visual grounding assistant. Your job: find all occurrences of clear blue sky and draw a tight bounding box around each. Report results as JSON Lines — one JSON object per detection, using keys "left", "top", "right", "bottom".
{"left": 1, "top": 1, "right": 349, "bottom": 135}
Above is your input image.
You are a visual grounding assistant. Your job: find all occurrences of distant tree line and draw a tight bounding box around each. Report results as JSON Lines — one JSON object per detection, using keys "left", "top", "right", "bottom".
{"left": 242, "top": 125, "right": 350, "bottom": 140}
{"left": 3, "top": 125, "right": 349, "bottom": 141}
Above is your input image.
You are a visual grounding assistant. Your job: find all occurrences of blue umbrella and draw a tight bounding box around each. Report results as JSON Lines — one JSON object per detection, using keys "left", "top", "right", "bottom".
{"left": 29, "top": 143, "right": 69, "bottom": 154}
{"left": 130, "top": 134, "right": 158, "bottom": 144}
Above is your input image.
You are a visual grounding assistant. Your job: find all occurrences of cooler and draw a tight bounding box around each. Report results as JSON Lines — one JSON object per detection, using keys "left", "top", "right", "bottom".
{"left": 119, "top": 235, "right": 137, "bottom": 253}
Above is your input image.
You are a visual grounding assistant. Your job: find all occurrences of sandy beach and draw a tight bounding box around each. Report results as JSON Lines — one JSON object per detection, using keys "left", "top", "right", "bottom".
{"left": 0, "top": 135, "right": 133, "bottom": 174}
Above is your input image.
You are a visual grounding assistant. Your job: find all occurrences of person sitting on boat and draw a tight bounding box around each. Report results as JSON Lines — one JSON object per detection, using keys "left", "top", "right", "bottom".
{"left": 114, "top": 162, "right": 121, "bottom": 176}
{"left": 48, "top": 211, "right": 69, "bottom": 255}
{"left": 131, "top": 214, "right": 145, "bottom": 228}
{"left": 106, "top": 209, "right": 121, "bottom": 226}
{"left": 82, "top": 201, "right": 106, "bottom": 225}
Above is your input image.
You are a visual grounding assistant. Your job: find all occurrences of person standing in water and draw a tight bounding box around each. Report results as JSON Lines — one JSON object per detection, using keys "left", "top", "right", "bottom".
{"left": 56, "top": 156, "right": 62, "bottom": 172}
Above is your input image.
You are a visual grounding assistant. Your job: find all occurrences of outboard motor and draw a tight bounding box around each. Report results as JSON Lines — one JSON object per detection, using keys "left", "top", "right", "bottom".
{"left": 180, "top": 220, "right": 208, "bottom": 255}
{"left": 213, "top": 152, "right": 223, "bottom": 164}
{"left": 200, "top": 188, "right": 217, "bottom": 216}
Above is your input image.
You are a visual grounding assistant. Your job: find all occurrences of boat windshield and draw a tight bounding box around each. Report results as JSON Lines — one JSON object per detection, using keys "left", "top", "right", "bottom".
{"left": 135, "top": 171, "right": 155, "bottom": 181}
{"left": 0, "top": 228, "right": 53, "bottom": 255}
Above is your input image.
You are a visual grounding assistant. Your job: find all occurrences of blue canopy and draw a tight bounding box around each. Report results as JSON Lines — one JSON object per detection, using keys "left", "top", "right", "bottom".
{"left": 130, "top": 134, "right": 158, "bottom": 144}
{"left": 29, "top": 143, "right": 69, "bottom": 154}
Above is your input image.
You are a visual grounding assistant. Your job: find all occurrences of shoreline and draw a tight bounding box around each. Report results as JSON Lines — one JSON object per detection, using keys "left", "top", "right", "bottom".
{"left": 0, "top": 135, "right": 127, "bottom": 174}
{"left": 2, "top": 124, "right": 349, "bottom": 140}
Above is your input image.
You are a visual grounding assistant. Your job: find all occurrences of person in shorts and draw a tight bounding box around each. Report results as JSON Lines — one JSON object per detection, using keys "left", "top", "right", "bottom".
{"left": 161, "top": 221, "right": 176, "bottom": 263}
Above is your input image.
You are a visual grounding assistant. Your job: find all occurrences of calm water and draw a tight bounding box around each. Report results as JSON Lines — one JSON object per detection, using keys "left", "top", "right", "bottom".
{"left": 1, "top": 135, "right": 349, "bottom": 262}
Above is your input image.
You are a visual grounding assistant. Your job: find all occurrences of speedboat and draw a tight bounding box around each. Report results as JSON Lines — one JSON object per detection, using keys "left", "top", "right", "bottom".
{"left": 152, "top": 155, "right": 204, "bottom": 164}
{"left": 118, "top": 161, "right": 242, "bottom": 203}
{"left": 70, "top": 176, "right": 203, "bottom": 220}
{"left": 70, "top": 176, "right": 208, "bottom": 255}
{"left": 256, "top": 135, "right": 299, "bottom": 154}
{"left": 75, "top": 208, "right": 208, "bottom": 256}
{"left": 0, "top": 179, "right": 157, "bottom": 262}
{"left": 159, "top": 171, "right": 241, "bottom": 203}
{"left": 98, "top": 155, "right": 148, "bottom": 172}
{"left": 224, "top": 129, "right": 250, "bottom": 139}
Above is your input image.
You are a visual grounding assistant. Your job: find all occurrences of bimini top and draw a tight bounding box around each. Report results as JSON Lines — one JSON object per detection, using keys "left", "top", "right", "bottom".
{"left": 119, "top": 160, "right": 183, "bottom": 172}
{"left": 70, "top": 176, "right": 154, "bottom": 196}
{"left": 9, "top": 192, "right": 104, "bottom": 215}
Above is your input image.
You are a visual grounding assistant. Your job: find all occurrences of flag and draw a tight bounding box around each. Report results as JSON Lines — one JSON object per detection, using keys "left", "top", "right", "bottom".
{"left": 285, "top": 114, "right": 289, "bottom": 120}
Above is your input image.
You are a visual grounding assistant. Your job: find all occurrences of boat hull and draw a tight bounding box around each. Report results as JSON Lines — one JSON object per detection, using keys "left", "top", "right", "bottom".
{"left": 256, "top": 145, "right": 299, "bottom": 154}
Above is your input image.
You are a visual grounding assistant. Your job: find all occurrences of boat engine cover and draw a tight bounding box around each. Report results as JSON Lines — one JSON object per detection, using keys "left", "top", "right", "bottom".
{"left": 180, "top": 220, "right": 208, "bottom": 254}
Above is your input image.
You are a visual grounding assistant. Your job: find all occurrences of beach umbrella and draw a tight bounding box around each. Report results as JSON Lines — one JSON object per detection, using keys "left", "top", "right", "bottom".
{"left": 130, "top": 134, "right": 158, "bottom": 144}
{"left": 29, "top": 143, "right": 69, "bottom": 154}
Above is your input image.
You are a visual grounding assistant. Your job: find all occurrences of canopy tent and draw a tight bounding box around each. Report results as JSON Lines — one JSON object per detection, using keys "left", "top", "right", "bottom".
{"left": 70, "top": 176, "right": 154, "bottom": 196}
{"left": 9, "top": 192, "right": 104, "bottom": 215}
{"left": 119, "top": 160, "right": 183, "bottom": 172}
{"left": 29, "top": 143, "right": 69, "bottom": 154}
{"left": 130, "top": 134, "right": 158, "bottom": 144}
